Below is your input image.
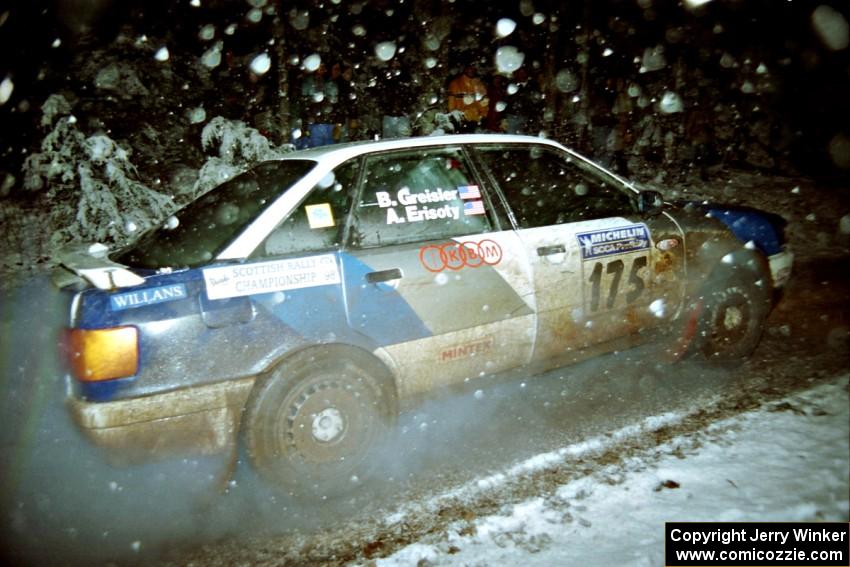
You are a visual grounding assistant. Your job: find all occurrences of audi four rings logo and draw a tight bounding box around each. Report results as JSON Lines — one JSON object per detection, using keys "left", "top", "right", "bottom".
{"left": 419, "top": 240, "right": 503, "bottom": 272}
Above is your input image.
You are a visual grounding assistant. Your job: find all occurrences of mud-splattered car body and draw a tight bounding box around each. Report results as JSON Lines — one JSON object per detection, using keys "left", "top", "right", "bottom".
{"left": 54, "top": 134, "right": 791, "bottom": 491}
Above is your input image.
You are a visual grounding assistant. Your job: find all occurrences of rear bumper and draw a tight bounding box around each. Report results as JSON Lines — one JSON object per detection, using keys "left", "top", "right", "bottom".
{"left": 68, "top": 378, "right": 255, "bottom": 463}
{"left": 768, "top": 247, "right": 793, "bottom": 288}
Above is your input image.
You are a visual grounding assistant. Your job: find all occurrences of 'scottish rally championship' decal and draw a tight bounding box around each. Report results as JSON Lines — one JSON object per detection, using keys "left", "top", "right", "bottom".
{"left": 203, "top": 254, "right": 340, "bottom": 300}
{"left": 576, "top": 223, "right": 650, "bottom": 261}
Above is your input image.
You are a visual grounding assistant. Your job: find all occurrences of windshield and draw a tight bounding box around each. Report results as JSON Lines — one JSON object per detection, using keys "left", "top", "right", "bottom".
{"left": 118, "top": 160, "right": 316, "bottom": 269}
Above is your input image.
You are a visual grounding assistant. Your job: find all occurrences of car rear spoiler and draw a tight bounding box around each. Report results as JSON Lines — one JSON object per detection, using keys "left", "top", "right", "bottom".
{"left": 51, "top": 243, "right": 145, "bottom": 290}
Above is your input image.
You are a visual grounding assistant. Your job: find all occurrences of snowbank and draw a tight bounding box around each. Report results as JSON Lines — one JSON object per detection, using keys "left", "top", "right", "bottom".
{"left": 375, "top": 376, "right": 850, "bottom": 566}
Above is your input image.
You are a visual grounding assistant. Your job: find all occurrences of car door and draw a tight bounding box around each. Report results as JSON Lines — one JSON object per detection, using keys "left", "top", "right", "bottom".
{"left": 242, "top": 160, "right": 359, "bottom": 345}
{"left": 473, "top": 143, "right": 686, "bottom": 365}
{"left": 341, "top": 146, "right": 536, "bottom": 402}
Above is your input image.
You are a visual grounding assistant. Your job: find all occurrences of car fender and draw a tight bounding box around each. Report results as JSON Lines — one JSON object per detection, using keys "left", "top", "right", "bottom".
{"left": 671, "top": 206, "right": 770, "bottom": 299}
{"left": 687, "top": 232, "right": 772, "bottom": 294}
{"left": 249, "top": 342, "right": 400, "bottom": 415}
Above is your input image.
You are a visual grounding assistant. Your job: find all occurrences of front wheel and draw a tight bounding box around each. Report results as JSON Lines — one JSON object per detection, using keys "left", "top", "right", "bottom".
{"left": 243, "top": 346, "right": 395, "bottom": 496}
{"left": 695, "top": 270, "right": 771, "bottom": 364}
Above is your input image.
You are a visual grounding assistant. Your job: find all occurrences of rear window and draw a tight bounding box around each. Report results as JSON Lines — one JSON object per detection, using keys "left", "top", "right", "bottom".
{"left": 118, "top": 160, "right": 315, "bottom": 269}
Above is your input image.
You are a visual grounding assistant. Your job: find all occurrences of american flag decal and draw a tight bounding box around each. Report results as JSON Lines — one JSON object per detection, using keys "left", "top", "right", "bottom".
{"left": 457, "top": 185, "right": 481, "bottom": 200}
{"left": 463, "top": 200, "right": 486, "bottom": 216}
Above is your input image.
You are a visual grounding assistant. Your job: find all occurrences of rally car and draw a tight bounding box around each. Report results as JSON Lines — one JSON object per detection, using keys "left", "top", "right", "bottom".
{"left": 54, "top": 134, "right": 792, "bottom": 494}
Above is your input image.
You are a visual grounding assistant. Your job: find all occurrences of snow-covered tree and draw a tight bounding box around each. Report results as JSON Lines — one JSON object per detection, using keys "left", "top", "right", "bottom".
{"left": 23, "top": 95, "right": 175, "bottom": 247}
{"left": 192, "top": 116, "right": 292, "bottom": 197}
{"left": 414, "top": 109, "right": 465, "bottom": 136}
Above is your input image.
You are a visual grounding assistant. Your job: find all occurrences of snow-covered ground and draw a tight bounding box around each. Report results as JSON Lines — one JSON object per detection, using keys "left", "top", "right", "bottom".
{"left": 374, "top": 376, "right": 850, "bottom": 567}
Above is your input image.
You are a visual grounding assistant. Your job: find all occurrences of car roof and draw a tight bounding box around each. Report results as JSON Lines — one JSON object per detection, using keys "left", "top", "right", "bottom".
{"left": 280, "top": 134, "right": 567, "bottom": 163}
{"left": 219, "top": 134, "right": 636, "bottom": 260}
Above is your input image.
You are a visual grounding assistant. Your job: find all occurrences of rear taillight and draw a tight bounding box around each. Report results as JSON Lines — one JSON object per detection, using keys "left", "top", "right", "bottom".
{"left": 64, "top": 327, "right": 139, "bottom": 382}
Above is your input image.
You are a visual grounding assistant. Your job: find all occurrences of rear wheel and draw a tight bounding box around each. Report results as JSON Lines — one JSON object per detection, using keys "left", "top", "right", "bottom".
{"left": 696, "top": 270, "right": 771, "bottom": 364}
{"left": 243, "top": 346, "right": 395, "bottom": 496}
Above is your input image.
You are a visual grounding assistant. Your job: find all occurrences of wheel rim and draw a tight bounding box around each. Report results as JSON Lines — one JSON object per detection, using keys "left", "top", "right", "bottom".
{"left": 722, "top": 305, "right": 744, "bottom": 330}
{"left": 694, "top": 273, "right": 769, "bottom": 363}
{"left": 711, "top": 293, "right": 751, "bottom": 350}
{"left": 278, "top": 377, "right": 380, "bottom": 469}
{"left": 245, "top": 348, "right": 395, "bottom": 493}
{"left": 312, "top": 407, "right": 346, "bottom": 443}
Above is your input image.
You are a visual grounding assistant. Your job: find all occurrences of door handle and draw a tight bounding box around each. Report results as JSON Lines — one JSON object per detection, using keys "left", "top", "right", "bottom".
{"left": 199, "top": 295, "right": 256, "bottom": 328}
{"left": 365, "top": 268, "right": 403, "bottom": 283}
{"left": 537, "top": 244, "right": 566, "bottom": 256}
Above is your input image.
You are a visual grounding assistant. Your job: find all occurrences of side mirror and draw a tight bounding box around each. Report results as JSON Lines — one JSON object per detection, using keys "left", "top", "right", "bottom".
{"left": 637, "top": 190, "right": 664, "bottom": 217}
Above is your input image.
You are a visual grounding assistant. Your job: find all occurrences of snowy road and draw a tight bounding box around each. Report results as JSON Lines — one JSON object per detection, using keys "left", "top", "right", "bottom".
{"left": 375, "top": 377, "right": 849, "bottom": 567}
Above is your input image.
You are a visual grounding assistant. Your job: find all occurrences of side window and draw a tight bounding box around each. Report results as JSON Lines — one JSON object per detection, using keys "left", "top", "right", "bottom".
{"left": 350, "top": 147, "right": 493, "bottom": 248}
{"left": 257, "top": 161, "right": 359, "bottom": 257}
{"left": 476, "top": 145, "right": 635, "bottom": 228}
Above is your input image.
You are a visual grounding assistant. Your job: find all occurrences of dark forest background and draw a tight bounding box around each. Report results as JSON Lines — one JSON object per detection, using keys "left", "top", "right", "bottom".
{"left": 0, "top": 0, "right": 847, "bottom": 268}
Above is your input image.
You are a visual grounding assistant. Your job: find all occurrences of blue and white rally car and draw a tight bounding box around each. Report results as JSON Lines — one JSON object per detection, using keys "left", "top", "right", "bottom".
{"left": 54, "top": 134, "right": 792, "bottom": 494}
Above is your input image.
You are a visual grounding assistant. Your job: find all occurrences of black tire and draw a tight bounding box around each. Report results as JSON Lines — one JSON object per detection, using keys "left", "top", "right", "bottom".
{"left": 696, "top": 269, "right": 771, "bottom": 364}
{"left": 243, "top": 346, "right": 395, "bottom": 496}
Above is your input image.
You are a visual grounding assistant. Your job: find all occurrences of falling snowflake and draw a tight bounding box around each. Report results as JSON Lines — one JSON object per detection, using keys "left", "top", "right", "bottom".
{"left": 495, "top": 46, "right": 524, "bottom": 74}
{"left": 0, "top": 76, "right": 13, "bottom": 105}
{"left": 375, "top": 41, "right": 397, "bottom": 62}
{"left": 250, "top": 53, "right": 271, "bottom": 75}
{"left": 303, "top": 53, "right": 322, "bottom": 72}
{"left": 812, "top": 4, "right": 850, "bottom": 51}
{"left": 496, "top": 18, "right": 516, "bottom": 38}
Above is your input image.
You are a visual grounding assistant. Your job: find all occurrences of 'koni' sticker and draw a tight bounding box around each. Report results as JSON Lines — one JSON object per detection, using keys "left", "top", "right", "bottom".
{"left": 419, "top": 239, "right": 502, "bottom": 272}
{"left": 305, "top": 203, "right": 335, "bottom": 229}
{"left": 203, "top": 254, "right": 340, "bottom": 300}
{"left": 576, "top": 223, "right": 650, "bottom": 260}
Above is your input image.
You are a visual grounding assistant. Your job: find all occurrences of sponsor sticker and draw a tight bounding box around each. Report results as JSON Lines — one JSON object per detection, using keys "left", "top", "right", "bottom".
{"left": 110, "top": 283, "right": 187, "bottom": 311}
{"left": 203, "top": 254, "right": 340, "bottom": 300}
{"left": 419, "top": 239, "right": 502, "bottom": 272}
{"left": 305, "top": 203, "right": 335, "bottom": 229}
{"left": 576, "top": 223, "right": 650, "bottom": 261}
{"left": 439, "top": 336, "right": 494, "bottom": 363}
